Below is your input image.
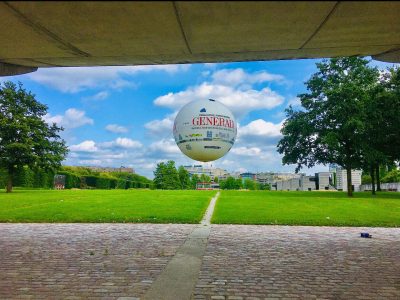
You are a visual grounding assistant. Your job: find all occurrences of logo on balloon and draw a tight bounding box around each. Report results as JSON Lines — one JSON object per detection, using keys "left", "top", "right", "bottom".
{"left": 173, "top": 99, "right": 237, "bottom": 162}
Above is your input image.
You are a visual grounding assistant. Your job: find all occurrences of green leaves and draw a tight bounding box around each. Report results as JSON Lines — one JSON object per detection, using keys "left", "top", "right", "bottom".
{"left": 153, "top": 160, "right": 181, "bottom": 190}
{"left": 0, "top": 81, "right": 68, "bottom": 192}
{"left": 277, "top": 57, "right": 382, "bottom": 196}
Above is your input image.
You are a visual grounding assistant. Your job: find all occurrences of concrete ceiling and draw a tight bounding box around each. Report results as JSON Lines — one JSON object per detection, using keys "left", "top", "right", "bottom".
{"left": 1, "top": 1, "right": 399, "bottom": 76}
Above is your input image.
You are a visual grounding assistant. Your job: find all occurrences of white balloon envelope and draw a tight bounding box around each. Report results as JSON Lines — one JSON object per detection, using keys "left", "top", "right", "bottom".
{"left": 173, "top": 99, "right": 237, "bottom": 162}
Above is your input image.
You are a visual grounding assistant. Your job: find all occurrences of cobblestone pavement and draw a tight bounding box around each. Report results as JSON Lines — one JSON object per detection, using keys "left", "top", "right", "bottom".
{"left": 1, "top": 224, "right": 399, "bottom": 300}
{"left": 193, "top": 225, "right": 400, "bottom": 300}
{"left": 0, "top": 223, "right": 195, "bottom": 300}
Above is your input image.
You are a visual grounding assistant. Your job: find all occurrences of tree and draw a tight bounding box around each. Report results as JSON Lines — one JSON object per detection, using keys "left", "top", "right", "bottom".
{"left": 153, "top": 160, "right": 180, "bottom": 190}
{"left": 258, "top": 183, "right": 271, "bottom": 190}
{"left": 219, "top": 176, "right": 242, "bottom": 190}
{"left": 243, "top": 178, "right": 256, "bottom": 190}
{"left": 360, "top": 66, "right": 400, "bottom": 194}
{"left": 191, "top": 174, "right": 200, "bottom": 189}
{"left": 0, "top": 81, "right": 68, "bottom": 192}
{"left": 381, "top": 169, "right": 400, "bottom": 183}
{"left": 178, "top": 166, "right": 191, "bottom": 189}
{"left": 277, "top": 57, "right": 379, "bottom": 197}
{"left": 199, "top": 174, "right": 211, "bottom": 183}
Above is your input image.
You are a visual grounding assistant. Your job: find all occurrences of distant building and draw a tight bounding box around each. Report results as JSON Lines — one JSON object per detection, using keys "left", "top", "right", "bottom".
{"left": 196, "top": 182, "right": 219, "bottom": 190}
{"left": 316, "top": 172, "right": 334, "bottom": 190}
{"left": 255, "top": 172, "right": 274, "bottom": 185}
{"left": 272, "top": 168, "right": 361, "bottom": 192}
{"left": 273, "top": 172, "right": 335, "bottom": 191}
{"left": 333, "top": 168, "right": 362, "bottom": 192}
{"left": 184, "top": 165, "right": 230, "bottom": 181}
{"left": 240, "top": 172, "right": 256, "bottom": 183}
{"left": 84, "top": 166, "right": 135, "bottom": 173}
{"left": 255, "top": 172, "right": 300, "bottom": 186}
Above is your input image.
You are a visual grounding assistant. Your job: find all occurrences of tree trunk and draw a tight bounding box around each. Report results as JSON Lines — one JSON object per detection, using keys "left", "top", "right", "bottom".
{"left": 376, "top": 163, "right": 381, "bottom": 192}
{"left": 346, "top": 166, "right": 353, "bottom": 197}
{"left": 370, "top": 164, "right": 376, "bottom": 195}
{"left": 6, "top": 168, "right": 13, "bottom": 193}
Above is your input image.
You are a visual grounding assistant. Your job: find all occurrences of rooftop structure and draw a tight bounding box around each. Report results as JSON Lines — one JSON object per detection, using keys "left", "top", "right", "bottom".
{"left": 184, "top": 165, "right": 230, "bottom": 181}
{"left": 2, "top": 2, "right": 399, "bottom": 76}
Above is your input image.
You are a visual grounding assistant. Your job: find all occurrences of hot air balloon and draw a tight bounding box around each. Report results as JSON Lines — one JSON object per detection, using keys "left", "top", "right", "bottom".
{"left": 173, "top": 99, "right": 237, "bottom": 162}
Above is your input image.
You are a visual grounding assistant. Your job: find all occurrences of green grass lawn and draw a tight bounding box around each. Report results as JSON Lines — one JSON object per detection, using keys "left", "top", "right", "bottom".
{"left": 212, "top": 191, "right": 400, "bottom": 227}
{"left": 2, "top": 189, "right": 399, "bottom": 226}
{"left": 0, "top": 189, "right": 215, "bottom": 223}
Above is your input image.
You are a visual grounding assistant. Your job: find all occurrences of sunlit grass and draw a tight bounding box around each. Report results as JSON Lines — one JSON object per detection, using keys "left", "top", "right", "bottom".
{"left": 0, "top": 189, "right": 215, "bottom": 223}
{"left": 212, "top": 191, "right": 400, "bottom": 227}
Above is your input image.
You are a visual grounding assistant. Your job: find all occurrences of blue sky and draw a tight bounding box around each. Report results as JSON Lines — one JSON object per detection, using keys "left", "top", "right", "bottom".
{"left": 2, "top": 58, "right": 398, "bottom": 179}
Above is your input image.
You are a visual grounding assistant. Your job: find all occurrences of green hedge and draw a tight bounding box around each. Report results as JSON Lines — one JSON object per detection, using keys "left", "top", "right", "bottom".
{"left": 116, "top": 179, "right": 126, "bottom": 189}
{"left": 1, "top": 165, "right": 153, "bottom": 190}
{"left": 12, "top": 167, "right": 54, "bottom": 189}
{"left": 56, "top": 171, "right": 81, "bottom": 189}
{"left": 82, "top": 176, "right": 97, "bottom": 188}
{"left": 96, "top": 177, "right": 110, "bottom": 189}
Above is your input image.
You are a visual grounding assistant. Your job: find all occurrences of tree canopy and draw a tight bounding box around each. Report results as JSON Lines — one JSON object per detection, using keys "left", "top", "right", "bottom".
{"left": 153, "top": 160, "right": 181, "bottom": 190}
{"left": 277, "top": 57, "right": 388, "bottom": 196}
{"left": 0, "top": 81, "right": 68, "bottom": 192}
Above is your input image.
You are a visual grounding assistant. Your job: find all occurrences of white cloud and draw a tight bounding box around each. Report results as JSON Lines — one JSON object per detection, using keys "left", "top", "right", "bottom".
{"left": 70, "top": 140, "right": 98, "bottom": 152}
{"left": 203, "top": 63, "right": 218, "bottom": 69}
{"left": 149, "top": 138, "right": 181, "bottom": 155}
{"left": 235, "top": 167, "right": 248, "bottom": 174}
{"left": 287, "top": 97, "right": 301, "bottom": 107}
{"left": 154, "top": 82, "right": 284, "bottom": 119}
{"left": 231, "top": 146, "right": 262, "bottom": 156}
{"left": 28, "top": 65, "right": 191, "bottom": 93}
{"left": 84, "top": 91, "right": 109, "bottom": 101}
{"left": 44, "top": 108, "right": 93, "bottom": 129}
{"left": 105, "top": 124, "right": 129, "bottom": 133}
{"left": 101, "top": 137, "right": 142, "bottom": 149}
{"left": 115, "top": 138, "right": 142, "bottom": 149}
{"left": 78, "top": 159, "right": 103, "bottom": 166}
{"left": 211, "top": 68, "right": 284, "bottom": 87}
{"left": 220, "top": 160, "right": 235, "bottom": 166}
{"left": 239, "top": 119, "right": 283, "bottom": 138}
{"left": 144, "top": 113, "right": 176, "bottom": 135}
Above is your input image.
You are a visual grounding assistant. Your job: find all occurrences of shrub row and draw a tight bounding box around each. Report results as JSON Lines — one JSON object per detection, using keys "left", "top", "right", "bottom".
{"left": 0, "top": 167, "right": 153, "bottom": 190}
{"left": 58, "top": 172, "right": 153, "bottom": 190}
{"left": 12, "top": 167, "right": 54, "bottom": 189}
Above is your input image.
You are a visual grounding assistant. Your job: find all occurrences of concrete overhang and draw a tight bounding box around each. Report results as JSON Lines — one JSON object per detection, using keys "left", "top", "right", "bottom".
{"left": 1, "top": 1, "right": 399, "bottom": 76}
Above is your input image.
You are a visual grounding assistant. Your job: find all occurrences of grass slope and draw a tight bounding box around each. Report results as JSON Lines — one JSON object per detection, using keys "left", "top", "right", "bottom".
{"left": 212, "top": 191, "right": 400, "bottom": 227}
{"left": 0, "top": 189, "right": 215, "bottom": 223}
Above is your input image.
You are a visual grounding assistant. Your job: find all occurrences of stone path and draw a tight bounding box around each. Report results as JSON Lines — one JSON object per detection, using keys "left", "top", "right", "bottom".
{"left": 0, "top": 209, "right": 399, "bottom": 299}
{"left": 201, "top": 192, "right": 220, "bottom": 225}
{"left": 194, "top": 226, "right": 400, "bottom": 300}
{"left": 143, "top": 191, "right": 220, "bottom": 300}
{"left": 0, "top": 223, "right": 195, "bottom": 299}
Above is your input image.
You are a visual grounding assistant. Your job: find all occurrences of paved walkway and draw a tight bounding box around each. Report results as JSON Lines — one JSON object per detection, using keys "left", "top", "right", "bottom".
{"left": 194, "top": 226, "right": 400, "bottom": 300}
{"left": 143, "top": 192, "right": 220, "bottom": 300}
{"left": 0, "top": 223, "right": 399, "bottom": 299}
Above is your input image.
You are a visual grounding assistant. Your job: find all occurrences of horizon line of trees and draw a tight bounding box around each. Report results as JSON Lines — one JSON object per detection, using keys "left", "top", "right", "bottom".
{"left": 153, "top": 160, "right": 270, "bottom": 190}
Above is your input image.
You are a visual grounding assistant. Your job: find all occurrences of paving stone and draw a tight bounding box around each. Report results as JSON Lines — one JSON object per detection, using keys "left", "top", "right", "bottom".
{"left": 0, "top": 223, "right": 194, "bottom": 299}
{"left": 1, "top": 224, "right": 399, "bottom": 299}
{"left": 193, "top": 225, "right": 400, "bottom": 300}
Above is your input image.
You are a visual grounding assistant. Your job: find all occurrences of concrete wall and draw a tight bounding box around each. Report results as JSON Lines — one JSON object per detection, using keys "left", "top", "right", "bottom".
{"left": 360, "top": 182, "right": 400, "bottom": 192}
{"left": 317, "top": 172, "right": 332, "bottom": 190}
{"left": 336, "top": 169, "right": 362, "bottom": 191}
{"left": 275, "top": 175, "right": 315, "bottom": 191}
{"left": 300, "top": 176, "right": 316, "bottom": 191}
